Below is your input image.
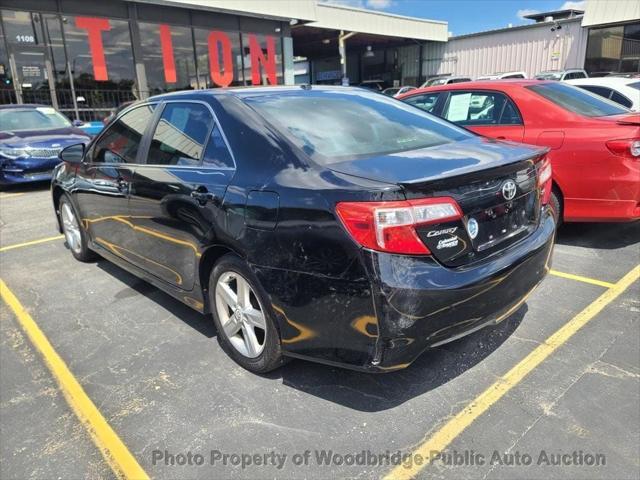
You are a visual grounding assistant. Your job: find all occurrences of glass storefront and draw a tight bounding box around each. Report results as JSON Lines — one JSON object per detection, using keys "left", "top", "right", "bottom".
{"left": 0, "top": 5, "right": 289, "bottom": 121}
{"left": 585, "top": 22, "right": 640, "bottom": 74}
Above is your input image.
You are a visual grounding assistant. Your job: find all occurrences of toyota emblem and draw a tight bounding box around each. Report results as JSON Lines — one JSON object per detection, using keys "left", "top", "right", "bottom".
{"left": 501, "top": 180, "right": 517, "bottom": 201}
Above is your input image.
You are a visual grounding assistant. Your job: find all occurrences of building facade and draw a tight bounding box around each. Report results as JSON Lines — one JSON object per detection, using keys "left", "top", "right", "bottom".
{"left": 0, "top": 0, "right": 295, "bottom": 121}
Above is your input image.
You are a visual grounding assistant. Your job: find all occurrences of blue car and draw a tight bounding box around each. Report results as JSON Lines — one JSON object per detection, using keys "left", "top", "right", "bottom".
{"left": 0, "top": 104, "right": 91, "bottom": 187}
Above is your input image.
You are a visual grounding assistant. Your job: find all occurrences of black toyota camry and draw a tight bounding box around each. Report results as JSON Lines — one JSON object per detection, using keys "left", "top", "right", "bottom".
{"left": 51, "top": 86, "right": 555, "bottom": 373}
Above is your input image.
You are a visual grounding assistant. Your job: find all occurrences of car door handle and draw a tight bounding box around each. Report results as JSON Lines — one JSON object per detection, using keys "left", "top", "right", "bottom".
{"left": 190, "top": 187, "right": 215, "bottom": 205}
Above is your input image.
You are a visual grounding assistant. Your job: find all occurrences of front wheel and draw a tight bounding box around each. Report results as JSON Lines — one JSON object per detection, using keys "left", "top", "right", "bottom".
{"left": 59, "top": 195, "right": 95, "bottom": 262}
{"left": 209, "top": 254, "right": 285, "bottom": 373}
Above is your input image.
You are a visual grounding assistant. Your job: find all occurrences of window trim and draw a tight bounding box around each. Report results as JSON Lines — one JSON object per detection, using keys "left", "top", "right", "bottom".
{"left": 441, "top": 89, "right": 524, "bottom": 127}
{"left": 139, "top": 99, "right": 236, "bottom": 170}
{"left": 86, "top": 102, "right": 159, "bottom": 166}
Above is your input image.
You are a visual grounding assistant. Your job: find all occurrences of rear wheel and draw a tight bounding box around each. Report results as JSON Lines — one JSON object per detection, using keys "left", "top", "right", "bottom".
{"left": 209, "top": 254, "right": 284, "bottom": 373}
{"left": 59, "top": 195, "right": 95, "bottom": 262}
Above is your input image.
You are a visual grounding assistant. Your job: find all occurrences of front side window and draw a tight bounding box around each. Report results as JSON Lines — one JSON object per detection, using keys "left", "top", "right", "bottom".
{"left": 147, "top": 103, "right": 213, "bottom": 166}
{"left": 403, "top": 93, "right": 441, "bottom": 113}
{"left": 0, "top": 107, "right": 70, "bottom": 132}
{"left": 242, "top": 90, "right": 472, "bottom": 164}
{"left": 442, "top": 91, "right": 522, "bottom": 125}
{"left": 91, "top": 105, "right": 156, "bottom": 163}
{"left": 610, "top": 90, "right": 633, "bottom": 109}
{"left": 528, "top": 82, "right": 629, "bottom": 117}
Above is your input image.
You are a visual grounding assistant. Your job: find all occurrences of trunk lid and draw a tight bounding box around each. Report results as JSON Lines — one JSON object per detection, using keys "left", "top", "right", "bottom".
{"left": 329, "top": 137, "right": 548, "bottom": 266}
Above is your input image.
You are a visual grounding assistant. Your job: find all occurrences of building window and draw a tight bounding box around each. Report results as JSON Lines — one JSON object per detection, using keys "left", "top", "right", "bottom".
{"left": 194, "top": 28, "right": 244, "bottom": 88}
{"left": 138, "top": 22, "right": 197, "bottom": 94}
{"left": 585, "top": 22, "right": 640, "bottom": 74}
{"left": 61, "top": 15, "right": 137, "bottom": 108}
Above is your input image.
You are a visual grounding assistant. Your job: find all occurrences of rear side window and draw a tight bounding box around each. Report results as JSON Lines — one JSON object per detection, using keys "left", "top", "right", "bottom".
{"left": 528, "top": 82, "right": 628, "bottom": 116}
{"left": 580, "top": 85, "right": 612, "bottom": 99}
{"left": 203, "top": 125, "right": 234, "bottom": 168}
{"left": 610, "top": 90, "right": 633, "bottom": 109}
{"left": 147, "top": 103, "right": 213, "bottom": 166}
{"left": 403, "top": 92, "right": 441, "bottom": 113}
{"left": 442, "top": 91, "right": 522, "bottom": 125}
{"left": 92, "top": 104, "right": 155, "bottom": 163}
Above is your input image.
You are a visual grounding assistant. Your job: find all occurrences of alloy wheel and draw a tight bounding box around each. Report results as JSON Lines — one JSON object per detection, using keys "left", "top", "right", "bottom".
{"left": 61, "top": 202, "right": 82, "bottom": 255}
{"left": 215, "top": 271, "right": 267, "bottom": 358}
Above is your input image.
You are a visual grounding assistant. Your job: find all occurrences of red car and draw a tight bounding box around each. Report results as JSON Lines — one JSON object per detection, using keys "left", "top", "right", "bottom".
{"left": 399, "top": 80, "right": 640, "bottom": 222}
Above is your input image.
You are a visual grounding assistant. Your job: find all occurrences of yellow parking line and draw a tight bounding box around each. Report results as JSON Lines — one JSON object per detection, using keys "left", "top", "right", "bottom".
{"left": 0, "top": 235, "right": 64, "bottom": 253}
{"left": 0, "top": 279, "right": 149, "bottom": 480}
{"left": 549, "top": 269, "right": 615, "bottom": 289}
{"left": 384, "top": 264, "right": 640, "bottom": 480}
{"left": 0, "top": 193, "right": 25, "bottom": 199}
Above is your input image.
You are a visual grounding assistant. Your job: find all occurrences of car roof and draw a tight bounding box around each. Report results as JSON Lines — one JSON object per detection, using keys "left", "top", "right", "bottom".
{"left": 148, "top": 85, "right": 386, "bottom": 102}
{"left": 567, "top": 77, "right": 636, "bottom": 86}
{"left": 401, "top": 79, "right": 550, "bottom": 96}
{"left": 0, "top": 104, "right": 50, "bottom": 110}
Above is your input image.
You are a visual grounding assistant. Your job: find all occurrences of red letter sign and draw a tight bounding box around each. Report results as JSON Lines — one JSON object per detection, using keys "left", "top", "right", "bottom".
{"left": 207, "top": 31, "right": 234, "bottom": 88}
{"left": 159, "top": 25, "right": 176, "bottom": 83}
{"left": 75, "top": 17, "right": 111, "bottom": 81}
{"left": 248, "top": 35, "right": 277, "bottom": 85}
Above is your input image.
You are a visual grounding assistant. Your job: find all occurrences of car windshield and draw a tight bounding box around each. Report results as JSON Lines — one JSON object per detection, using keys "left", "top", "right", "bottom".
{"left": 383, "top": 88, "right": 400, "bottom": 95}
{"left": 242, "top": 89, "right": 472, "bottom": 164}
{"left": 528, "top": 82, "right": 629, "bottom": 117}
{"left": 426, "top": 78, "right": 447, "bottom": 86}
{"left": 0, "top": 107, "right": 71, "bottom": 132}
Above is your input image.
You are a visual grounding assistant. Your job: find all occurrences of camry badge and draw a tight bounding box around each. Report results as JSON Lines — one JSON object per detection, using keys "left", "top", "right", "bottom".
{"left": 467, "top": 218, "right": 479, "bottom": 239}
{"left": 501, "top": 180, "right": 517, "bottom": 201}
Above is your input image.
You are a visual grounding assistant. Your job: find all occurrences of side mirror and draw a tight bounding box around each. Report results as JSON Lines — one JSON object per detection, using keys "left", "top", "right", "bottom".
{"left": 59, "top": 143, "right": 85, "bottom": 164}
{"left": 72, "top": 119, "right": 84, "bottom": 127}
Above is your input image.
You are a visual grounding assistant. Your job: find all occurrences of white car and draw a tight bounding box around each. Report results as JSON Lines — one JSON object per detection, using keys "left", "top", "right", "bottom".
{"left": 535, "top": 69, "right": 588, "bottom": 81}
{"left": 566, "top": 77, "right": 640, "bottom": 111}
{"left": 382, "top": 86, "right": 417, "bottom": 97}
{"left": 476, "top": 71, "right": 527, "bottom": 80}
{"left": 420, "top": 76, "right": 472, "bottom": 88}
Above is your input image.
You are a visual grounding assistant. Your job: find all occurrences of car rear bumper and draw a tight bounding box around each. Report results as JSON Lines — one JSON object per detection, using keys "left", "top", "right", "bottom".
{"left": 366, "top": 207, "right": 555, "bottom": 371}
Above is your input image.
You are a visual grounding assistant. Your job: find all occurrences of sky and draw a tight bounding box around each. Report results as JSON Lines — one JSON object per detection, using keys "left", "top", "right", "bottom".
{"left": 320, "top": 0, "right": 586, "bottom": 36}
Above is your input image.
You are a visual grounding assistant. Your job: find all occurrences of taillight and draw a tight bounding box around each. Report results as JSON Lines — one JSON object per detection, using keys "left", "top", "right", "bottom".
{"left": 537, "top": 156, "right": 552, "bottom": 205}
{"left": 606, "top": 139, "right": 640, "bottom": 159}
{"left": 335, "top": 197, "right": 462, "bottom": 255}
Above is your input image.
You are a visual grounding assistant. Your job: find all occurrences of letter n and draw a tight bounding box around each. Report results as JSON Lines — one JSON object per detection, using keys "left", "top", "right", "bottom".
{"left": 249, "top": 34, "right": 277, "bottom": 85}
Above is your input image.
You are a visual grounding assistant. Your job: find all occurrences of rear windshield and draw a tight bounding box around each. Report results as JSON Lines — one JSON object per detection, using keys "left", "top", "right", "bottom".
{"left": 242, "top": 90, "right": 472, "bottom": 164}
{"left": 527, "top": 82, "right": 629, "bottom": 117}
{"left": 0, "top": 107, "right": 71, "bottom": 132}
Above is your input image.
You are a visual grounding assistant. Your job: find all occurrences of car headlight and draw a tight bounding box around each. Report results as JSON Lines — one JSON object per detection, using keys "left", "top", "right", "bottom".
{"left": 0, "top": 147, "right": 30, "bottom": 159}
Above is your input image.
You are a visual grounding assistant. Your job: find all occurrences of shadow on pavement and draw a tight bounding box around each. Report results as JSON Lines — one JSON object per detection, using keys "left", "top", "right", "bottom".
{"left": 556, "top": 220, "right": 639, "bottom": 250}
{"left": 0, "top": 181, "right": 51, "bottom": 193}
{"left": 271, "top": 305, "right": 526, "bottom": 412}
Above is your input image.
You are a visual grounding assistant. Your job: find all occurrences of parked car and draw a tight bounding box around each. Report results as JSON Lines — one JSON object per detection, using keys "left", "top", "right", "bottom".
{"left": 0, "top": 104, "right": 91, "bottom": 187}
{"left": 567, "top": 77, "right": 640, "bottom": 111}
{"left": 382, "top": 86, "right": 417, "bottom": 97}
{"left": 358, "top": 80, "right": 387, "bottom": 91}
{"left": 420, "top": 76, "right": 471, "bottom": 88}
{"left": 399, "top": 81, "right": 640, "bottom": 223}
{"left": 51, "top": 87, "right": 555, "bottom": 373}
{"left": 476, "top": 71, "right": 527, "bottom": 80}
{"left": 534, "top": 69, "right": 588, "bottom": 81}
{"left": 75, "top": 121, "right": 105, "bottom": 137}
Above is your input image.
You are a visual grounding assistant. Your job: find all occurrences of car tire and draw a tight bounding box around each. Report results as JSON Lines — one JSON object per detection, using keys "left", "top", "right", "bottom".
{"left": 550, "top": 190, "right": 562, "bottom": 227}
{"left": 209, "top": 254, "right": 285, "bottom": 373}
{"left": 59, "top": 195, "right": 96, "bottom": 262}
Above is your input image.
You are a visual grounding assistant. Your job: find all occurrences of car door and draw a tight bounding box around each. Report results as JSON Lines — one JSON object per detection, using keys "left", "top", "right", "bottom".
{"left": 441, "top": 90, "right": 525, "bottom": 142}
{"left": 74, "top": 104, "right": 157, "bottom": 261}
{"left": 127, "top": 100, "right": 235, "bottom": 291}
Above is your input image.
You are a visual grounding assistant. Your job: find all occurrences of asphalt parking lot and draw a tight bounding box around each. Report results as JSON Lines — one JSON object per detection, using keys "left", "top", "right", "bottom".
{"left": 1, "top": 184, "right": 639, "bottom": 480}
